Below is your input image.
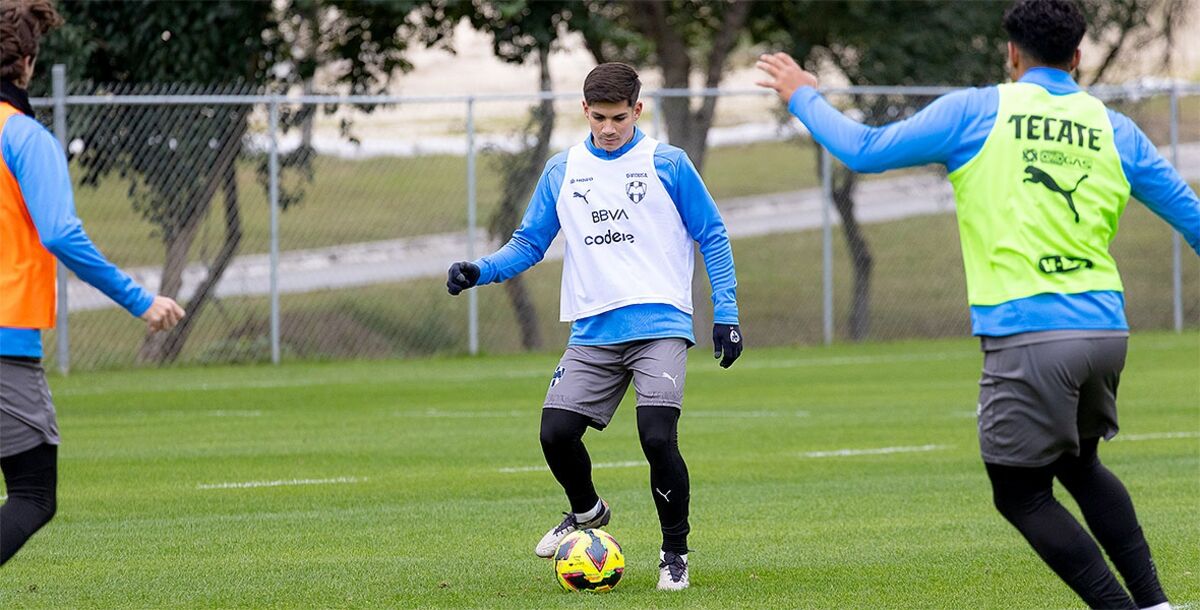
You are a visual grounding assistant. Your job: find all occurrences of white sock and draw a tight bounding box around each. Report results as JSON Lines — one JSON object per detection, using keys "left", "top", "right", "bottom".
{"left": 1140, "top": 603, "right": 1171, "bottom": 610}
{"left": 574, "top": 499, "right": 603, "bottom": 522}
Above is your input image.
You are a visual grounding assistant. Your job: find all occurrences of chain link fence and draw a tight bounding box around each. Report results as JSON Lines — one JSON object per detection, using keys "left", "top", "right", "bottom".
{"left": 28, "top": 72, "right": 1199, "bottom": 372}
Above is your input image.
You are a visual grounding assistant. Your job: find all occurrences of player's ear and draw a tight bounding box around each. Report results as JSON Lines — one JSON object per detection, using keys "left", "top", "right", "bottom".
{"left": 581, "top": 100, "right": 590, "bottom": 119}
{"left": 1069, "top": 48, "right": 1081, "bottom": 71}
{"left": 633, "top": 100, "right": 643, "bottom": 121}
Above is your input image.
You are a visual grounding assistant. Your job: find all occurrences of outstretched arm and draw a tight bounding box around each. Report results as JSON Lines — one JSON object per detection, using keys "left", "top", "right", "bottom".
{"left": 756, "top": 52, "right": 990, "bottom": 173}
{"left": 448, "top": 155, "right": 565, "bottom": 295}
{"left": 1109, "top": 110, "right": 1200, "bottom": 255}
{"left": 3, "top": 118, "right": 185, "bottom": 325}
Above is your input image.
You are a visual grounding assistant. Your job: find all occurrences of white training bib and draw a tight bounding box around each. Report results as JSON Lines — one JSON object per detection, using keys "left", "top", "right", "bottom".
{"left": 555, "top": 136, "right": 694, "bottom": 322}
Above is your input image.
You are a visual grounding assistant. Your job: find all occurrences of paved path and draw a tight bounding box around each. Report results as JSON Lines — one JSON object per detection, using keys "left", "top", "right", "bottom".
{"left": 68, "top": 142, "right": 1199, "bottom": 311}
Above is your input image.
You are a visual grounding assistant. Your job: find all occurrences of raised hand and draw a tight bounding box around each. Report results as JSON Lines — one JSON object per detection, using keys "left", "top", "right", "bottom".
{"left": 755, "top": 52, "right": 819, "bottom": 104}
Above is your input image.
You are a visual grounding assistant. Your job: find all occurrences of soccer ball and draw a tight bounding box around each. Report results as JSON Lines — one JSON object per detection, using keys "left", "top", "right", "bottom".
{"left": 553, "top": 528, "right": 625, "bottom": 592}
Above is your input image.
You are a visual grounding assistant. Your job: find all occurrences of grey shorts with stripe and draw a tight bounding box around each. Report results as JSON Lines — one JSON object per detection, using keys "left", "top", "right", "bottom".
{"left": 0, "top": 357, "right": 60, "bottom": 458}
{"left": 977, "top": 332, "right": 1127, "bottom": 467}
{"left": 544, "top": 338, "right": 688, "bottom": 429}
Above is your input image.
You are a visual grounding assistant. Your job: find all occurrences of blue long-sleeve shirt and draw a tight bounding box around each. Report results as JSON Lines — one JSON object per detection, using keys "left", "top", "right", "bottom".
{"left": 474, "top": 127, "right": 739, "bottom": 346}
{"left": 788, "top": 67, "right": 1200, "bottom": 336}
{"left": 0, "top": 111, "right": 154, "bottom": 358}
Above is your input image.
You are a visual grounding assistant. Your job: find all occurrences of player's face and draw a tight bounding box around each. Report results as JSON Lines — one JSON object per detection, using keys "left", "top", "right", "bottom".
{"left": 583, "top": 100, "right": 642, "bottom": 152}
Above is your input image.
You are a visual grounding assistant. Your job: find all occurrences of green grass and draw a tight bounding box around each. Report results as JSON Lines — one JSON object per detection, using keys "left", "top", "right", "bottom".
{"left": 2, "top": 332, "right": 1197, "bottom": 608}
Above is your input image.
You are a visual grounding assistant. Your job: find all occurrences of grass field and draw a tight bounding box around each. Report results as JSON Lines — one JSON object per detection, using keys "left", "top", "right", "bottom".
{"left": 2, "top": 332, "right": 1197, "bottom": 608}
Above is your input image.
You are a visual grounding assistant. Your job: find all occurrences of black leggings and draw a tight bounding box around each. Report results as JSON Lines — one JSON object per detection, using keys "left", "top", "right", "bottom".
{"left": 1, "top": 443, "right": 58, "bottom": 565}
{"left": 540, "top": 407, "right": 690, "bottom": 553}
{"left": 986, "top": 439, "right": 1166, "bottom": 609}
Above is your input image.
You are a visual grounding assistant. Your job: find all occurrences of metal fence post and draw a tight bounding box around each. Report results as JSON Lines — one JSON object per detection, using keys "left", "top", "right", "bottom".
{"left": 52, "top": 65, "right": 69, "bottom": 374}
{"left": 821, "top": 146, "right": 834, "bottom": 346}
{"left": 466, "top": 97, "right": 479, "bottom": 355}
{"left": 1169, "top": 86, "right": 1183, "bottom": 333}
{"left": 652, "top": 93, "right": 667, "bottom": 143}
{"left": 268, "top": 97, "right": 281, "bottom": 364}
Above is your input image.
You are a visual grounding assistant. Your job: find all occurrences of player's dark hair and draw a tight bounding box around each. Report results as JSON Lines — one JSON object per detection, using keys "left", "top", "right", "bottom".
{"left": 1003, "top": 0, "right": 1087, "bottom": 67}
{"left": 0, "top": 0, "right": 62, "bottom": 83}
{"left": 583, "top": 63, "right": 641, "bottom": 107}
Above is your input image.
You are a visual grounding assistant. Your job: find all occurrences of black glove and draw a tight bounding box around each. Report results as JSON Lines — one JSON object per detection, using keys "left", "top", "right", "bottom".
{"left": 446, "top": 261, "right": 480, "bottom": 295}
{"left": 713, "top": 323, "right": 743, "bottom": 369}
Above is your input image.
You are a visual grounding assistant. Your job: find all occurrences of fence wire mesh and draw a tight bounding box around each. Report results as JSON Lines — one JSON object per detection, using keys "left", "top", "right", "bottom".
{"left": 27, "top": 82, "right": 1199, "bottom": 372}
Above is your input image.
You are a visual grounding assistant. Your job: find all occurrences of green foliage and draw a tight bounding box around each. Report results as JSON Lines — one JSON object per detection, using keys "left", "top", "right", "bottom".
{"left": 32, "top": 1, "right": 278, "bottom": 241}
{"left": 751, "top": 1, "right": 1010, "bottom": 91}
{"left": 34, "top": 1, "right": 277, "bottom": 89}
{"left": 27, "top": 1, "right": 432, "bottom": 361}
{"left": 418, "top": 0, "right": 642, "bottom": 66}
{"left": 274, "top": 0, "right": 433, "bottom": 94}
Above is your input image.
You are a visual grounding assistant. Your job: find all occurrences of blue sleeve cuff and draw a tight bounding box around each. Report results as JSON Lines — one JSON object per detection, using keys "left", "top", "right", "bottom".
{"left": 787, "top": 87, "right": 821, "bottom": 118}
{"left": 472, "top": 257, "right": 496, "bottom": 286}
{"left": 129, "top": 290, "right": 155, "bottom": 318}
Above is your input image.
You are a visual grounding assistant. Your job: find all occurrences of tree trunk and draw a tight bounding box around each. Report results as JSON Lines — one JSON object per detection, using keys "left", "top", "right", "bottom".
{"left": 491, "top": 45, "right": 557, "bottom": 351}
{"left": 157, "top": 150, "right": 244, "bottom": 363}
{"left": 136, "top": 188, "right": 209, "bottom": 363}
{"left": 830, "top": 164, "right": 872, "bottom": 341}
{"left": 631, "top": 2, "right": 691, "bottom": 149}
{"left": 629, "top": 0, "right": 751, "bottom": 172}
{"left": 138, "top": 112, "right": 247, "bottom": 364}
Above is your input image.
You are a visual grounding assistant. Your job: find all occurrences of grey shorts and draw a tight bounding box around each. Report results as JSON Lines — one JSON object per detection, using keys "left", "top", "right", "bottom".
{"left": 977, "top": 336, "right": 1127, "bottom": 467}
{"left": 544, "top": 339, "right": 688, "bottom": 429}
{"left": 1, "top": 357, "right": 60, "bottom": 458}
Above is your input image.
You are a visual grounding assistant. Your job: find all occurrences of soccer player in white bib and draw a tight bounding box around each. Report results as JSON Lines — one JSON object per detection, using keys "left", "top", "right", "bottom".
{"left": 446, "top": 63, "right": 742, "bottom": 591}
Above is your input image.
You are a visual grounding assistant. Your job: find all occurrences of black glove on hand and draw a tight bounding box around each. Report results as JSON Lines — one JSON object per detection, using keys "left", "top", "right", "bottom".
{"left": 713, "top": 323, "right": 743, "bottom": 369}
{"left": 446, "top": 261, "right": 480, "bottom": 295}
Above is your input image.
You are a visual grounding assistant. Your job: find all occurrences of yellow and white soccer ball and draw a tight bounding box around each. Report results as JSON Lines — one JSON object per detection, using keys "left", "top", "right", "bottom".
{"left": 553, "top": 528, "right": 625, "bottom": 592}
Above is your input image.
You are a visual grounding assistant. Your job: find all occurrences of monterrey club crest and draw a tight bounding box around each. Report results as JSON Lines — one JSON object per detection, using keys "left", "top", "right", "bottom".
{"left": 625, "top": 181, "right": 647, "bottom": 204}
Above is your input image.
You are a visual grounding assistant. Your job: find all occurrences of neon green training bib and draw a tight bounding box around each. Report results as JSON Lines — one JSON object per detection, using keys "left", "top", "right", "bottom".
{"left": 947, "top": 82, "right": 1130, "bottom": 306}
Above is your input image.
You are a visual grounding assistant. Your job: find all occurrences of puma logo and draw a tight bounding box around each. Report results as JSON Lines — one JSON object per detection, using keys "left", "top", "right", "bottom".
{"left": 1023, "top": 165, "right": 1087, "bottom": 223}
{"left": 655, "top": 488, "right": 672, "bottom": 502}
{"left": 1038, "top": 255, "right": 1094, "bottom": 274}
{"left": 572, "top": 190, "right": 592, "bottom": 205}
{"left": 659, "top": 372, "right": 678, "bottom": 389}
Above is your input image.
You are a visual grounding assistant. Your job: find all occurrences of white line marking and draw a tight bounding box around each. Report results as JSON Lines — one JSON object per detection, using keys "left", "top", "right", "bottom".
{"left": 397, "top": 409, "right": 529, "bottom": 419}
{"left": 498, "top": 460, "right": 643, "bottom": 474}
{"left": 1115, "top": 431, "right": 1200, "bottom": 442}
{"left": 688, "top": 410, "right": 809, "bottom": 418}
{"left": 197, "top": 476, "right": 365, "bottom": 490}
{"left": 740, "top": 351, "right": 978, "bottom": 371}
{"left": 204, "top": 410, "right": 263, "bottom": 418}
{"left": 800, "top": 444, "right": 952, "bottom": 458}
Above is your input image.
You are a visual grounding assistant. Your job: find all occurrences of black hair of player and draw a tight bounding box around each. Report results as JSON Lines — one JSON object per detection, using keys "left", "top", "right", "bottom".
{"left": 1003, "top": 0, "right": 1087, "bottom": 66}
